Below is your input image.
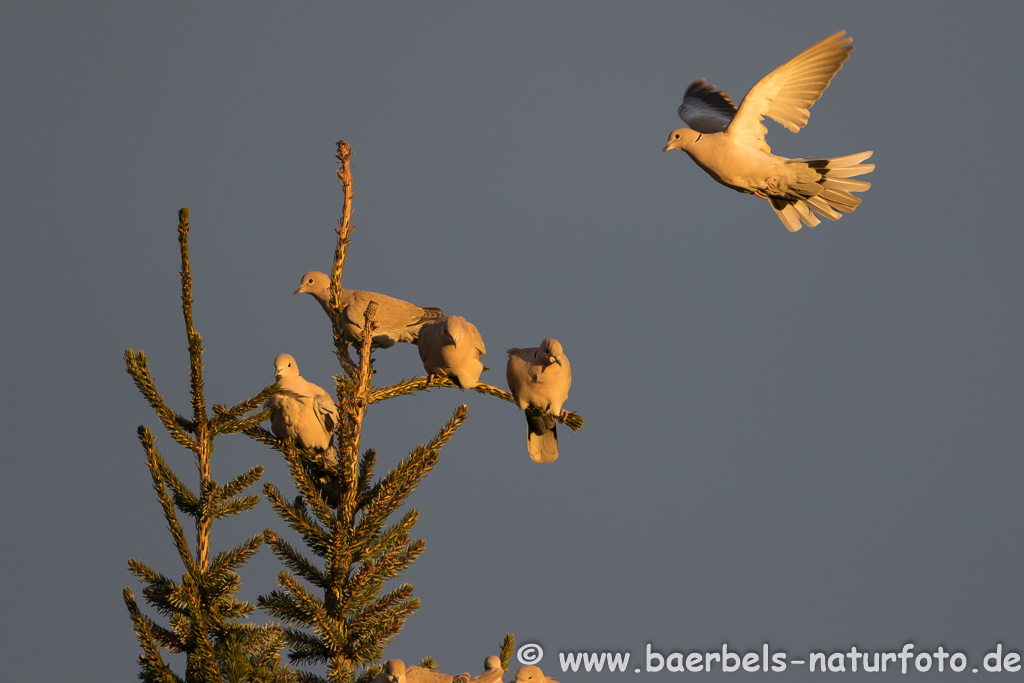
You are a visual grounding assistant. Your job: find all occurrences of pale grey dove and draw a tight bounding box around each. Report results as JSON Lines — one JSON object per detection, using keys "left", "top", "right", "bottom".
{"left": 266, "top": 353, "right": 338, "bottom": 465}
{"left": 294, "top": 271, "right": 444, "bottom": 348}
{"left": 506, "top": 339, "right": 572, "bottom": 463}
{"left": 417, "top": 315, "right": 488, "bottom": 389}
{"left": 468, "top": 656, "right": 504, "bottom": 683}
{"left": 662, "top": 31, "right": 874, "bottom": 232}
{"left": 372, "top": 658, "right": 470, "bottom": 683}
{"left": 513, "top": 665, "right": 559, "bottom": 683}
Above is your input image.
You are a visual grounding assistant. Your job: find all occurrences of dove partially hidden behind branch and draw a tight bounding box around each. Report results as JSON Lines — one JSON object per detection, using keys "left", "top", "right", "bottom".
{"left": 506, "top": 339, "right": 572, "bottom": 463}
{"left": 513, "top": 665, "right": 560, "bottom": 683}
{"left": 662, "top": 30, "right": 874, "bottom": 232}
{"left": 294, "top": 271, "right": 444, "bottom": 348}
{"left": 372, "top": 659, "right": 470, "bottom": 683}
{"left": 266, "top": 353, "right": 338, "bottom": 466}
{"left": 468, "top": 656, "right": 504, "bottom": 683}
{"left": 417, "top": 315, "right": 488, "bottom": 389}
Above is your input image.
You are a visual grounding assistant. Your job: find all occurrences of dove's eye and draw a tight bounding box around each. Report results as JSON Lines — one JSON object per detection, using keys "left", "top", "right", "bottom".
{"left": 695, "top": 133, "right": 702, "bottom": 142}
{"left": 674, "top": 133, "right": 680, "bottom": 139}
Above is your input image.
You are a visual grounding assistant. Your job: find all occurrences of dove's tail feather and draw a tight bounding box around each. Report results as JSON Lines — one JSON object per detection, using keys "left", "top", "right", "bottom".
{"left": 525, "top": 412, "right": 559, "bottom": 463}
{"left": 771, "top": 151, "right": 874, "bottom": 232}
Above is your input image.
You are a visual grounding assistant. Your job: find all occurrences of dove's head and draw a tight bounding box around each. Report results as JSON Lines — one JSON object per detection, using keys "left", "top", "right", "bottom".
{"left": 294, "top": 271, "right": 331, "bottom": 299}
{"left": 662, "top": 127, "right": 702, "bottom": 153}
{"left": 539, "top": 338, "right": 564, "bottom": 366}
{"left": 382, "top": 659, "right": 405, "bottom": 683}
{"left": 514, "top": 665, "right": 546, "bottom": 682}
{"left": 484, "top": 655, "right": 502, "bottom": 671}
{"left": 273, "top": 353, "right": 300, "bottom": 381}
{"left": 443, "top": 316, "right": 467, "bottom": 345}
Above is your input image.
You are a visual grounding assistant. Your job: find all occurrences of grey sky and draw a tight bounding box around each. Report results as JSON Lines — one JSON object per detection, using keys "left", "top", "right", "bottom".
{"left": 2, "top": 3, "right": 1022, "bottom": 681}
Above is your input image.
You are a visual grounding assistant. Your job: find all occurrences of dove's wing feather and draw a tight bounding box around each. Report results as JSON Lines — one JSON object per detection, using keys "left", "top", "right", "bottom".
{"left": 728, "top": 31, "right": 853, "bottom": 144}
{"left": 678, "top": 78, "right": 737, "bottom": 133}
{"left": 464, "top": 319, "right": 487, "bottom": 355}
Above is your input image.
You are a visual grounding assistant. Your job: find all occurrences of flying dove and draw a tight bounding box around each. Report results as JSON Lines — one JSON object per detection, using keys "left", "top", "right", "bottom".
{"left": 372, "top": 659, "right": 470, "bottom": 683}
{"left": 266, "top": 353, "right": 338, "bottom": 465}
{"left": 294, "top": 271, "right": 444, "bottom": 348}
{"left": 662, "top": 31, "right": 874, "bottom": 232}
{"left": 417, "top": 315, "right": 488, "bottom": 389}
{"left": 513, "top": 665, "right": 559, "bottom": 683}
{"left": 468, "top": 656, "right": 504, "bottom": 683}
{"left": 506, "top": 339, "right": 572, "bottom": 463}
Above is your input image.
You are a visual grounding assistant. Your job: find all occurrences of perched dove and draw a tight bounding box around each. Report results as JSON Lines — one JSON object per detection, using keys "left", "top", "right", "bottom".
{"left": 468, "top": 656, "right": 504, "bottom": 683}
{"left": 266, "top": 353, "right": 338, "bottom": 463}
{"left": 662, "top": 31, "right": 874, "bottom": 232}
{"left": 294, "top": 271, "right": 444, "bottom": 348}
{"left": 506, "top": 339, "right": 572, "bottom": 463}
{"left": 513, "top": 665, "right": 559, "bottom": 683}
{"left": 417, "top": 315, "right": 488, "bottom": 389}
{"left": 372, "top": 659, "right": 470, "bottom": 683}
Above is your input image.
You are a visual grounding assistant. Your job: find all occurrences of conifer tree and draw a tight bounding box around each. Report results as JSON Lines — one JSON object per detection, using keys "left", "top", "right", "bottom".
{"left": 125, "top": 142, "right": 582, "bottom": 683}
{"left": 124, "top": 208, "right": 295, "bottom": 683}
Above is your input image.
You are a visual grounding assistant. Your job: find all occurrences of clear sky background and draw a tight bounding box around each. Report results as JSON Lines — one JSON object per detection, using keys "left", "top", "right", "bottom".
{"left": 3, "top": 3, "right": 1023, "bottom": 681}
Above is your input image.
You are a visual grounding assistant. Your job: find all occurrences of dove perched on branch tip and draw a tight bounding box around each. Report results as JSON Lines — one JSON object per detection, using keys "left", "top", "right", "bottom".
{"left": 417, "top": 315, "right": 488, "bottom": 389}
{"left": 294, "top": 271, "right": 444, "bottom": 348}
{"left": 506, "top": 339, "right": 572, "bottom": 463}
{"left": 372, "top": 659, "right": 470, "bottom": 683}
{"left": 662, "top": 30, "right": 874, "bottom": 232}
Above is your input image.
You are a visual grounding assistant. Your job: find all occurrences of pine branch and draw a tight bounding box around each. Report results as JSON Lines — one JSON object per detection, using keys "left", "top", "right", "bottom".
{"left": 210, "top": 383, "right": 279, "bottom": 434}
{"left": 176, "top": 207, "right": 208, "bottom": 427}
{"left": 348, "top": 584, "right": 415, "bottom": 634}
{"left": 125, "top": 350, "right": 199, "bottom": 450}
{"left": 216, "top": 466, "right": 265, "bottom": 503}
{"left": 354, "top": 446, "right": 438, "bottom": 537}
{"left": 210, "top": 494, "right": 261, "bottom": 520}
{"left": 499, "top": 634, "right": 515, "bottom": 673}
{"left": 264, "top": 529, "right": 328, "bottom": 587}
{"left": 297, "top": 670, "right": 330, "bottom": 683}
{"left": 281, "top": 627, "right": 331, "bottom": 665}
{"left": 138, "top": 428, "right": 197, "bottom": 575}
{"left": 426, "top": 404, "right": 468, "bottom": 451}
{"left": 244, "top": 425, "right": 283, "bottom": 450}
{"left": 123, "top": 587, "right": 184, "bottom": 683}
{"left": 338, "top": 531, "right": 419, "bottom": 617}
{"left": 263, "top": 483, "right": 332, "bottom": 557}
{"left": 369, "top": 377, "right": 586, "bottom": 432}
{"left": 223, "top": 405, "right": 278, "bottom": 436}
{"left": 353, "top": 508, "right": 419, "bottom": 564}
{"left": 157, "top": 457, "right": 200, "bottom": 517}
{"left": 356, "top": 449, "right": 376, "bottom": 503}
{"left": 207, "top": 534, "right": 265, "bottom": 579}
{"left": 331, "top": 140, "right": 359, "bottom": 379}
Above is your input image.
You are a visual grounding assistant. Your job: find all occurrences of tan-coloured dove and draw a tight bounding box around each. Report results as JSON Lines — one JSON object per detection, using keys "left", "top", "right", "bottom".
{"left": 468, "top": 656, "right": 504, "bottom": 683}
{"left": 506, "top": 339, "right": 572, "bottom": 463}
{"left": 266, "top": 353, "right": 338, "bottom": 464}
{"left": 372, "top": 659, "right": 470, "bottom": 683}
{"left": 294, "top": 271, "right": 444, "bottom": 348}
{"left": 662, "top": 31, "right": 874, "bottom": 232}
{"left": 417, "top": 315, "right": 488, "bottom": 389}
{"left": 513, "top": 665, "right": 559, "bottom": 683}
